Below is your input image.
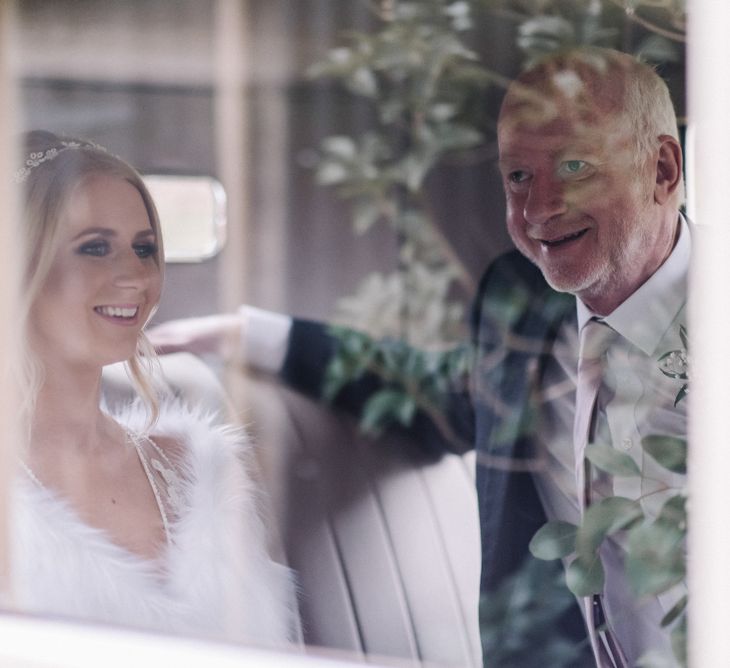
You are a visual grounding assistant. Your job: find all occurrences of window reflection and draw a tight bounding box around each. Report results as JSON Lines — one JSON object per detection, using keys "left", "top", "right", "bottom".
{"left": 7, "top": 1, "right": 693, "bottom": 666}
{"left": 144, "top": 175, "right": 227, "bottom": 263}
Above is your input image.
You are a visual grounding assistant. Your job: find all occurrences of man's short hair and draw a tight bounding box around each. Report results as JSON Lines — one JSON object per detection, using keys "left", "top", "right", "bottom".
{"left": 501, "top": 47, "right": 679, "bottom": 165}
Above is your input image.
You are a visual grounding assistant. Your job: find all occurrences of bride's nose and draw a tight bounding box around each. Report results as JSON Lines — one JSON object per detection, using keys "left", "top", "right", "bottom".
{"left": 112, "top": 250, "right": 153, "bottom": 289}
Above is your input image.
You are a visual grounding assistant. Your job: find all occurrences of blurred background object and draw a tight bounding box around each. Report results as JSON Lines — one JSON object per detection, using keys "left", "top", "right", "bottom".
{"left": 13, "top": 0, "right": 686, "bottom": 328}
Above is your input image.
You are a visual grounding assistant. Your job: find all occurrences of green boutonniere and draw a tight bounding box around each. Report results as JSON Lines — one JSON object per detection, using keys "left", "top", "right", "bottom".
{"left": 658, "top": 324, "right": 689, "bottom": 406}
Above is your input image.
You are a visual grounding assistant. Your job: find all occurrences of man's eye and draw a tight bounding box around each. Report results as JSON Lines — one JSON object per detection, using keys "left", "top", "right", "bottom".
{"left": 508, "top": 170, "right": 530, "bottom": 184}
{"left": 77, "top": 240, "right": 109, "bottom": 256}
{"left": 133, "top": 243, "right": 158, "bottom": 259}
{"left": 559, "top": 160, "right": 588, "bottom": 176}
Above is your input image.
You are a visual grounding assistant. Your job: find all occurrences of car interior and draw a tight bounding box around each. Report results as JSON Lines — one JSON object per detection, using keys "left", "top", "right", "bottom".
{"left": 6, "top": 2, "right": 691, "bottom": 666}
{"left": 102, "top": 352, "right": 482, "bottom": 667}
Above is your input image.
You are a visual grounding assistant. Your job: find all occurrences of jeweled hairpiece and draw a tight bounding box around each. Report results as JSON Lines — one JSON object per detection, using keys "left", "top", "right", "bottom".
{"left": 13, "top": 140, "right": 106, "bottom": 184}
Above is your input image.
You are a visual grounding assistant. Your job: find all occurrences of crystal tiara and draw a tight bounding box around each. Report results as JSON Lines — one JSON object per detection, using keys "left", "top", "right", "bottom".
{"left": 13, "top": 139, "right": 107, "bottom": 184}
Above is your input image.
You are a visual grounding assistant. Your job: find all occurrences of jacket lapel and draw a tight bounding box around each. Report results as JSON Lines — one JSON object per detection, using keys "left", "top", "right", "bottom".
{"left": 471, "top": 251, "right": 573, "bottom": 589}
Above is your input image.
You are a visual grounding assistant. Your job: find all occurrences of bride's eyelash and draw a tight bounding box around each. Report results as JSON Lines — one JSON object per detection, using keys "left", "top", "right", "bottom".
{"left": 133, "top": 242, "right": 158, "bottom": 259}
{"left": 77, "top": 239, "right": 109, "bottom": 256}
{"left": 75, "top": 239, "right": 157, "bottom": 259}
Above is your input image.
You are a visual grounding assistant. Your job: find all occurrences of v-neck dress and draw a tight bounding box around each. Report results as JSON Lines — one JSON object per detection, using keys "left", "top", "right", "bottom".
{"left": 10, "top": 400, "right": 297, "bottom": 648}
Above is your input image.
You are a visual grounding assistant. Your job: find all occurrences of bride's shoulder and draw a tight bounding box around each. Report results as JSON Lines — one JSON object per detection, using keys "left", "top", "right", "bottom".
{"left": 114, "top": 399, "right": 252, "bottom": 471}
{"left": 113, "top": 399, "right": 255, "bottom": 524}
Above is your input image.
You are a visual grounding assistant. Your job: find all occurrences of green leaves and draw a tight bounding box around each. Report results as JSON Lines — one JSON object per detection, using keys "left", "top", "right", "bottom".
{"left": 479, "top": 558, "right": 585, "bottom": 667}
{"left": 642, "top": 436, "right": 687, "bottom": 474}
{"left": 626, "top": 521, "right": 684, "bottom": 596}
{"left": 528, "top": 432, "right": 688, "bottom": 664}
{"left": 529, "top": 521, "right": 577, "bottom": 560}
{"left": 529, "top": 437, "right": 688, "bottom": 627}
{"left": 361, "top": 389, "right": 416, "bottom": 434}
{"left": 309, "top": 0, "right": 486, "bottom": 354}
{"left": 530, "top": 497, "right": 689, "bottom": 658}
{"left": 322, "top": 328, "right": 375, "bottom": 401}
{"left": 586, "top": 443, "right": 641, "bottom": 477}
{"left": 577, "top": 497, "right": 643, "bottom": 555}
{"left": 657, "top": 495, "right": 687, "bottom": 531}
{"left": 530, "top": 497, "right": 643, "bottom": 597}
{"left": 565, "top": 552, "right": 604, "bottom": 597}
{"left": 315, "top": 133, "right": 390, "bottom": 193}
{"left": 324, "top": 326, "right": 472, "bottom": 438}
{"left": 517, "top": 15, "right": 575, "bottom": 58}
{"left": 625, "top": 495, "right": 686, "bottom": 598}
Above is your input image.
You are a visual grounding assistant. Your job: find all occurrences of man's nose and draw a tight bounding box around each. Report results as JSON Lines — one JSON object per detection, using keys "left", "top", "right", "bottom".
{"left": 523, "top": 176, "right": 567, "bottom": 225}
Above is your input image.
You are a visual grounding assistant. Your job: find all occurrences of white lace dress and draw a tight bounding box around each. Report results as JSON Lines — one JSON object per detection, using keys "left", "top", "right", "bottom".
{"left": 11, "top": 401, "right": 297, "bottom": 647}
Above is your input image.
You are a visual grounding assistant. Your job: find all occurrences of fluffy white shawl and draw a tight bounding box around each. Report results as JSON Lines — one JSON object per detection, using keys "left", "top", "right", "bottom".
{"left": 11, "top": 400, "right": 298, "bottom": 648}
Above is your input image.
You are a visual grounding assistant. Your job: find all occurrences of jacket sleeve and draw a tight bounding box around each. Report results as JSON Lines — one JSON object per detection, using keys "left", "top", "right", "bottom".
{"left": 280, "top": 315, "right": 475, "bottom": 456}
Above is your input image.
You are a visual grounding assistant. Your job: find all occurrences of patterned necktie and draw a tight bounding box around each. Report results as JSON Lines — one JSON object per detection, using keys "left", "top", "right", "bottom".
{"left": 573, "top": 318, "right": 628, "bottom": 668}
{"left": 573, "top": 318, "right": 616, "bottom": 512}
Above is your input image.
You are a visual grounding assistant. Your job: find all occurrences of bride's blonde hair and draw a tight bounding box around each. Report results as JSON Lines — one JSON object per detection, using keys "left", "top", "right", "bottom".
{"left": 17, "top": 130, "right": 165, "bottom": 431}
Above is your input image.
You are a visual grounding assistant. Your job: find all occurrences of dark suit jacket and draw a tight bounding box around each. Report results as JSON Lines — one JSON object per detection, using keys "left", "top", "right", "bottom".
{"left": 281, "top": 249, "right": 589, "bottom": 662}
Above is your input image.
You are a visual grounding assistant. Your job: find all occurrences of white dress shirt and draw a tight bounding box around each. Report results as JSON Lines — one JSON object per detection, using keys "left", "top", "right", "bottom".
{"left": 535, "top": 217, "right": 690, "bottom": 665}
{"left": 239, "top": 305, "right": 292, "bottom": 372}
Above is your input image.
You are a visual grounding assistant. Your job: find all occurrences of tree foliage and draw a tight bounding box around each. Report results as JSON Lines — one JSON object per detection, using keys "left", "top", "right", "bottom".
{"left": 530, "top": 433, "right": 688, "bottom": 666}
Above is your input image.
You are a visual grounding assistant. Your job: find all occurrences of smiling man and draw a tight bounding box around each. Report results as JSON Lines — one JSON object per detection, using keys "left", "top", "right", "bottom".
{"left": 497, "top": 50, "right": 683, "bottom": 316}
{"left": 474, "top": 47, "right": 687, "bottom": 666}
{"left": 149, "top": 47, "right": 688, "bottom": 667}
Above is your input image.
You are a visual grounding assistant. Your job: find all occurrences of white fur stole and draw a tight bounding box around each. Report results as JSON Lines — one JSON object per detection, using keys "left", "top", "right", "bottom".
{"left": 11, "top": 400, "right": 298, "bottom": 648}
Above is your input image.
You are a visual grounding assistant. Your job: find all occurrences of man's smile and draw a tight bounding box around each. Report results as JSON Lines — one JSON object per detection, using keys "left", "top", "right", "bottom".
{"left": 536, "top": 228, "right": 589, "bottom": 248}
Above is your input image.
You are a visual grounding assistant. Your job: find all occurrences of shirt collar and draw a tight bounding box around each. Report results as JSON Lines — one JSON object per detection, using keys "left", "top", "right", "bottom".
{"left": 576, "top": 214, "right": 690, "bottom": 356}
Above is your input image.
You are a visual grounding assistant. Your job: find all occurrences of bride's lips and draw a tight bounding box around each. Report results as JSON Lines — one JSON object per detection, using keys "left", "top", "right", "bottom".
{"left": 93, "top": 304, "right": 141, "bottom": 326}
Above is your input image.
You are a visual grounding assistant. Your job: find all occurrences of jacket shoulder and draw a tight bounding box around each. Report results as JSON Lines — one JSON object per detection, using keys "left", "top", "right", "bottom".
{"left": 471, "top": 250, "right": 571, "bottom": 339}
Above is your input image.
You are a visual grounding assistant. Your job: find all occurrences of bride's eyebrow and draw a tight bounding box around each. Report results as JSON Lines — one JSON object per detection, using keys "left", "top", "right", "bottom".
{"left": 72, "top": 227, "right": 116, "bottom": 241}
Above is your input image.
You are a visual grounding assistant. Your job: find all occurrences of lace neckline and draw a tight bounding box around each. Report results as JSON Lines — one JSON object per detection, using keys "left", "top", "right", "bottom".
{"left": 18, "top": 428, "right": 183, "bottom": 551}
{"left": 126, "top": 431, "right": 173, "bottom": 545}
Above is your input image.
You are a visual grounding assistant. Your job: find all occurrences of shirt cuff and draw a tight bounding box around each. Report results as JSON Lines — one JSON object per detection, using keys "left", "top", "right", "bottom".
{"left": 238, "top": 305, "right": 292, "bottom": 373}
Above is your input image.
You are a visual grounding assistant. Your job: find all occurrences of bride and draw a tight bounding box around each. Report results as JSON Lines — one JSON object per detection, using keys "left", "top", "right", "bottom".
{"left": 10, "top": 130, "right": 297, "bottom": 646}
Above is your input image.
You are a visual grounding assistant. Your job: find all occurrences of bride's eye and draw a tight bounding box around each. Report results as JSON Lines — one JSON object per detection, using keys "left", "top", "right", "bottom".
{"left": 133, "top": 242, "right": 158, "bottom": 259}
{"left": 77, "top": 240, "right": 110, "bottom": 256}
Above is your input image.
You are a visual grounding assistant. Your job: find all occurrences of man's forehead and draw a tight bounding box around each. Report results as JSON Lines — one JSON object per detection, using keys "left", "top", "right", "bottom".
{"left": 497, "top": 110, "right": 635, "bottom": 165}
{"left": 498, "top": 106, "right": 626, "bottom": 144}
{"left": 500, "top": 87, "right": 622, "bottom": 132}
{"left": 499, "top": 55, "right": 628, "bottom": 131}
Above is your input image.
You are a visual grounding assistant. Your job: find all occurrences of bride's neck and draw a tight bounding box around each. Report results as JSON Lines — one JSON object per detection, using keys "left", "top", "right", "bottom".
{"left": 31, "top": 366, "right": 107, "bottom": 454}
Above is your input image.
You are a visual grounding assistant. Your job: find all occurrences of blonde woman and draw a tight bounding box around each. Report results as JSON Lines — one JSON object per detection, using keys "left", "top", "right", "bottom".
{"left": 11, "top": 130, "right": 297, "bottom": 646}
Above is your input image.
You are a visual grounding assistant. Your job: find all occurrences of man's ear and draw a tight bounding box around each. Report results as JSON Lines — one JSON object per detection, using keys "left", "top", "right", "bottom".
{"left": 654, "top": 134, "right": 683, "bottom": 205}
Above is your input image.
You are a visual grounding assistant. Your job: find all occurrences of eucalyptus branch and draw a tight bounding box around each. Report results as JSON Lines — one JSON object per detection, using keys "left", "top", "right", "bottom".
{"left": 415, "top": 193, "right": 477, "bottom": 294}
{"left": 363, "top": 355, "right": 548, "bottom": 471}
{"left": 635, "top": 482, "right": 678, "bottom": 498}
{"left": 362, "top": 354, "right": 472, "bottom": 451}
{"left": 479, "top": 68, "right": 518, "bottom": 91}
{"left": 606, "top": 0, "right": 686, "bottom": 42}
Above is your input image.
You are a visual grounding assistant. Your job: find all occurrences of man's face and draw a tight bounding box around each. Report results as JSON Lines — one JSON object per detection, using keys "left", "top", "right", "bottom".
{"left": 498, "top": 98, "right": 669, "bottom": 314}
